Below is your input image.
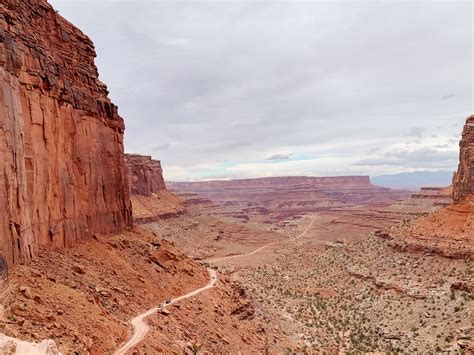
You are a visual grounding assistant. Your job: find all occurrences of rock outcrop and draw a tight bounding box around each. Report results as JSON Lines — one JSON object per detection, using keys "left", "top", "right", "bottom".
{"left": 125, "top": 154, "right": 166, "bottom": 195}
{"left": 125, "top": 154, "right": 183, "bottom": 222}
{"left": 389, "top": 115, "right": 474, "bottom": 259}
{"left": 0, "top": 0, "right": 132, "bottom": 270}
{"left": 453, "top": 115, "right": 473, "bottom": 203}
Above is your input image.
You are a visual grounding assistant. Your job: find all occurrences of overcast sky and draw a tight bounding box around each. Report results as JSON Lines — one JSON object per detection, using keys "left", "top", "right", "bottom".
{"left": 50, "top": 0, "right": 472, "bottom": 181}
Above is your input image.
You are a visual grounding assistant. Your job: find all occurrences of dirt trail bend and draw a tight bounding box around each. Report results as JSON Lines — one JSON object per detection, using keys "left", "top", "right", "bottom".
{"left": 207, "top": 214, "right": 319, "bottom": 263}
{"left": 114, "top": 268, "right": 217, "bottom": 355}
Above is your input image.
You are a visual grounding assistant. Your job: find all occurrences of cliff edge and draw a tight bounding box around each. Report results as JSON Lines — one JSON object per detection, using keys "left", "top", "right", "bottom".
{"left": 453, "top": 115, "right": 474, "bottom": 204}
{"left": 0, "top": 0, "right": 132, "bottom": 271}
{"left": 125, "top": 154, "right": 183, "bottom": 222}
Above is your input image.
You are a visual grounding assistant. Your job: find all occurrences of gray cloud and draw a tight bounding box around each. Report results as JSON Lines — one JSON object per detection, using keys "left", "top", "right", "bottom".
{"left": 407, "top": 127, "right": 426, "bottom": 138}
{"left": 441, "top": 93, "right": 456, "bottom": 101}
{"left": 152, "top": 143, "right": 171, "bottom": 152}
{"left": 50, "top": 0, "right": 472, "bottom": 180}
{"left": 267, "top": 154, "right": 292, "bottom": 160}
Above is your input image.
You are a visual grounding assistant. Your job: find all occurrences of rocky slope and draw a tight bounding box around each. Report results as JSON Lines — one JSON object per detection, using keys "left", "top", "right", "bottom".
{"left": 0, "top": 0, "right": 132, "bottom": 271}
{"left": 125, "top": 154, "right": 184, "bottom": 222}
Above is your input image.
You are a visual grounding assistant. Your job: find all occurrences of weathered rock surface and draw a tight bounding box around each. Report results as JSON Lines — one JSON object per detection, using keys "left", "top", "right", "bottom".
{"left": 125, "top": 154, "right": 184, "bottom": 222}
{"left": 125, "top": 154, "right": 166, "bottom": 196}
{"left": 453, "top": 115, "right": 473, "bottom": 203}
{"left": 0, "top": 333, "right": 61, "bottom": 355}
{"left": 0, "top": 0, "right": 132, "bottom": 269}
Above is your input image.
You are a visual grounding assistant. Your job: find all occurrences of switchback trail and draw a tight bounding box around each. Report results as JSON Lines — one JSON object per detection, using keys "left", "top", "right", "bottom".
{"left": 114, "top": 268, "right": 218, "bottom": 355}
{"left": 206, "top": 214, "right": 319, "bottom": 263}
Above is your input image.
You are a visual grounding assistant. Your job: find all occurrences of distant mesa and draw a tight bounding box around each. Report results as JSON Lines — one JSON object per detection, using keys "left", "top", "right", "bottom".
{"left": 169, "top": 175, "right": 411, "bottom": 223}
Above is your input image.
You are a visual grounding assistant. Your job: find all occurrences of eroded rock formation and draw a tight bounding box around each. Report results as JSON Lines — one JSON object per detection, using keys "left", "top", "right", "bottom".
{"left": 388, "top": 115, "right": 474, "bottom": 259}
{"left": 453, "top": 115, "right": 473, "bottom": 203}
{"left": 0, "top": 0, "right": 132, "bottom": 270}
{"left": 125, "top": 154, "right": 183, "bottom": 222}
{"left": 169, "top": 175, "right": 410, "bottom": 223}
{"left": 125, "top": 154, "right": 166, "bottom": 195}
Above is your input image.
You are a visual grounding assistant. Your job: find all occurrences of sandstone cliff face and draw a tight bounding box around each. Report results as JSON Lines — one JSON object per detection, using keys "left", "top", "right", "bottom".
{"left": 0, "top": 0, "right": 132, "bottom": 271}
{"left": 125, "top": 154, "right": 166, "bottom": 196}
{"left": 453, "top": 115, "right": 473, "bottom": 204}
{"left": 125, "top": 154, "right": 183, "bottom": 222}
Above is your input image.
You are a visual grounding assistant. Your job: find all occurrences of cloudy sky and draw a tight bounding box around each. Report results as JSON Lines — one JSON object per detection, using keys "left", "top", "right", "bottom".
{"left": 50, "top": 0, "right": 472, "bottom": 181}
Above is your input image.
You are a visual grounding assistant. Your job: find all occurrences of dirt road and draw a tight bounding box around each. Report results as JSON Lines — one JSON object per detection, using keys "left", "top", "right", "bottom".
{"left": 114, "top": 268, "right": 217, "bottom": 355}
{"left": 207, "top": 214, "right": 318, "bottom": 263}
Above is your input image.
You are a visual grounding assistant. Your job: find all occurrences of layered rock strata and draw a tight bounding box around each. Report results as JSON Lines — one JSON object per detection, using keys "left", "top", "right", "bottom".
{"left": 169, "top": 176, "right": 410, "bottom": 223}
{"left": 453, "top": 115, "right": 473, "bottom": 203}
{"left": 125, "top": 154, "right": 183, "bottom": 222}
{"left": 125, "top": 154, "right": 166, "bottom": 195}
{"left": 0, "top": 0, "right": 132, "bottom": 271}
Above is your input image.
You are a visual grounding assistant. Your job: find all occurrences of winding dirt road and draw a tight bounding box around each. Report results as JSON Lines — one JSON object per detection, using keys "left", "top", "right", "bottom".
{"left": 114, "top": 268, "right": 217, "bottom": 355}
{"left": 207, "top": 214, "right": 318, "bottom": 263}
{"left": 115, "top": 215, "right": 317, "bottom": 354}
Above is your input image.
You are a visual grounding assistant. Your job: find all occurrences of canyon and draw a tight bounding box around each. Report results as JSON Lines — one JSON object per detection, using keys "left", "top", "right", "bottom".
{"left": 169, "top": 175, "right": 411, "bottom": 225}
{"left": 0, "top": 1, "right": 290, "bottom": 353}
{"left": 0, "top": 0, "right": 472, "bottom": 354}
{"left": 159, "top": 115, "right": 473, "bottom": 353}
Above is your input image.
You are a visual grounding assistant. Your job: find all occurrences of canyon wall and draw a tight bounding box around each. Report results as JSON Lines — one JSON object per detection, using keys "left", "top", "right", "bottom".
{"left": 453, "top": 115, "right": 473, "bottom": 204}
{"left": 170, "top": 175, "right": 410, "bottom": 224}
{"left": 125, "top": 154, "right": 183, "bottom": 222}
{"left": 0, "top": 0, "right": 132, "bottom": 271}
{"left": 170, "top": 176, "right": 373, "bottom": 190}
{"left": 125, "top": 154, "right": 166, "bottom": 196}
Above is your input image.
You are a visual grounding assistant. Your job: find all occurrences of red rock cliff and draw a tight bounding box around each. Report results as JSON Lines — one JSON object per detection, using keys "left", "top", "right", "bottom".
{"left": 0, "top": 0, "right": 132, "bottom": 271}
{"left": 125, "top": 154, "right": 166, "bottom": 196}
{"left": 125, "top": 154, "right": 183, "bottom": 222}
{"left": 453, "top": 115, "right": 473, "bottom": 204}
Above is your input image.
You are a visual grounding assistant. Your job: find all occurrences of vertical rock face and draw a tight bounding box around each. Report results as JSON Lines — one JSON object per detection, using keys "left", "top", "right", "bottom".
{"left": 0, "top": 0, "right": 133, "bottom": 269}
{"left": 453, "top": 115, "right": 474, "bottom": 204}
{"left": 125, "top": 154, "right": 167, "bottom": 196}
{"left": 125, "top": 154, "right": 184, "bottom": 222}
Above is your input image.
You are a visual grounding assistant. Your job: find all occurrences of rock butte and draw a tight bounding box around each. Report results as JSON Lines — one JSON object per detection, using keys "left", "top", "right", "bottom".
{"left": 125, "top": 153, "right": 184, "bottom": 222}
{"left": 125, "top": 154, "right": 166, "bottom": 196}
{"left": 0, "top": 0, "right": 132, "bottom": 272}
